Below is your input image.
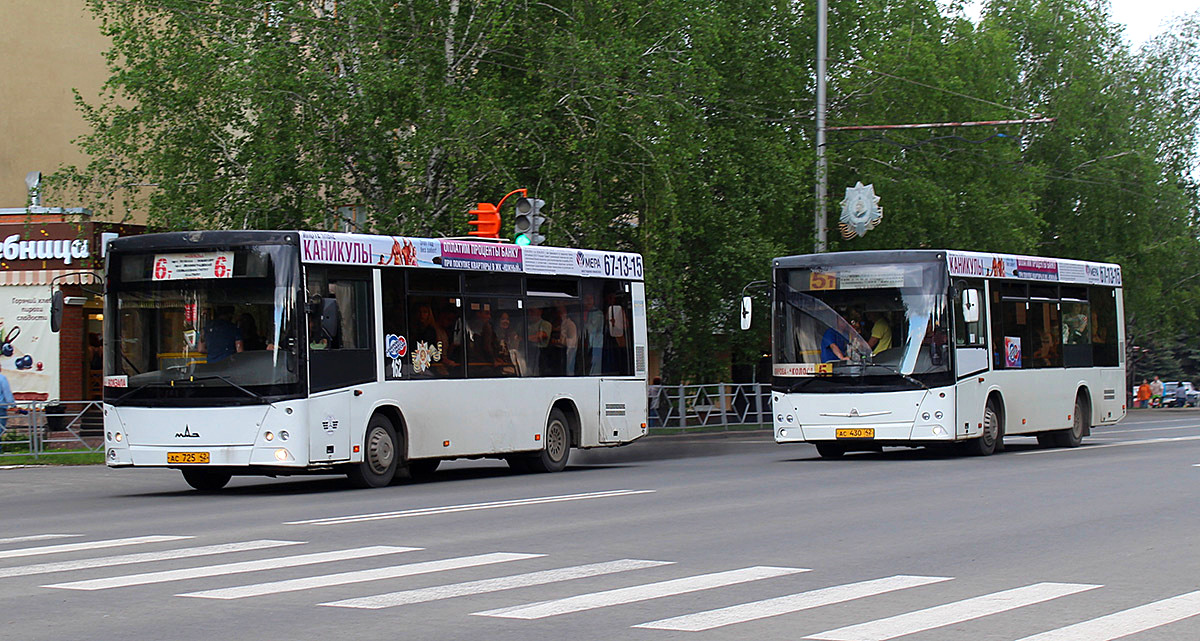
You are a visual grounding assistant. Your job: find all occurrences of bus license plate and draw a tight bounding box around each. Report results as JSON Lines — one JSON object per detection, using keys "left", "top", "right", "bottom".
{"left": 167, "top": 452, "right": 210, "bottom": 464}
{"left": 835, "top": 428, "right": 874, "bottom": 439}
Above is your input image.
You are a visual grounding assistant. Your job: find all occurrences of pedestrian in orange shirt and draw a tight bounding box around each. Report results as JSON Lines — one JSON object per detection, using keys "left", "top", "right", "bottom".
{"left": 1136, "top": 379, "right": 1152, "bottom": 408}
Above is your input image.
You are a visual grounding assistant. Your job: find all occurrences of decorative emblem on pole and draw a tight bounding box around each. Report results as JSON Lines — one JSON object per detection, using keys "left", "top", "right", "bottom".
{"left": 839, "top": 182, "right": 883, "bottom": 239}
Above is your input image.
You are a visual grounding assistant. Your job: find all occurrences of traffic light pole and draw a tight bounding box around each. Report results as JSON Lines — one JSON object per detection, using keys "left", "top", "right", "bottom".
{"left": 814, "top": 0, "right": 828, "bottom": 254}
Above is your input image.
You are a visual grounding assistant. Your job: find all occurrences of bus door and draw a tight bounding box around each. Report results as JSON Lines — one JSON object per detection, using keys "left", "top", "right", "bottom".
{"left": 304, "top": 269, "right": 376, "bottom": 462}
{"left": 953, "top": 279, "right": 990, "bottom": 437}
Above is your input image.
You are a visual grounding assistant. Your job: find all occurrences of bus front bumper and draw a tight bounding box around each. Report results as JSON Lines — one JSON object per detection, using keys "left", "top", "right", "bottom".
{"left": 774, "top": 421, "right": 955, "bottom": 444}
{"left": 106, "top": 444, "right": 308, "bottom": 468}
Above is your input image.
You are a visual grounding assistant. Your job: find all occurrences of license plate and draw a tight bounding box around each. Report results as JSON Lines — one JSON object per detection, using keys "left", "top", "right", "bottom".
{"left": 835, "top": 428, "right": 875, "bottom": 439}
{"left": 167, "top": 452, "right": 210, "bottom": 464}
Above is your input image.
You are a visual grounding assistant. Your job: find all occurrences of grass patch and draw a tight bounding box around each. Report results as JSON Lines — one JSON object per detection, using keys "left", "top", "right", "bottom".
{"left": 649, "top": 423, "right": 770, "bottom": 436}
{"left": 0, "top": 451, "right": 105, "bottom": 465}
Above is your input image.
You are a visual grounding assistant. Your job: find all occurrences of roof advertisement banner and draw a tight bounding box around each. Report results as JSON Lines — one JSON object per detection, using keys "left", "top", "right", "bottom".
{"left": 298, "top": 232, "right": 643, "bottom": 281}
{"left": 946, "top": 250, "right": 1120, "bottom": 286}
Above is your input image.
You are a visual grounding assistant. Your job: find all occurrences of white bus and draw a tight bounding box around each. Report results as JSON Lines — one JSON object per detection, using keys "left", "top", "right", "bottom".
{"left": 97, "top": 230, "right": 648, "bottom": 489}
{"left": 756, "top": 249, "right": 1124, "bottom": 457}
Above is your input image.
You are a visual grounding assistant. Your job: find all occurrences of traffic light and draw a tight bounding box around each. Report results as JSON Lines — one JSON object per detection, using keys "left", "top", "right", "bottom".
{"left": 467, "top": 202, "right": 500, "bottom": 238}
{"left": 513, "top": 197, "right": 546, "bottom": 246}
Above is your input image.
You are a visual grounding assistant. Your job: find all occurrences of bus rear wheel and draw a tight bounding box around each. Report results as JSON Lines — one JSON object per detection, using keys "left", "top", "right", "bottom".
{"left": 524, "top": 408, "right": 570, "bottom": 473}
{"left": 347, "top": 414, "right": 399, "bottom": 488}
{"left": 815, "top": 442, "right": 845, "bottom": 459}
{"left": 1053, "top": 397, "right": 1087, "bottom": 448}
{"left": 182, "top": 468, "right": 232, "bottom": 491}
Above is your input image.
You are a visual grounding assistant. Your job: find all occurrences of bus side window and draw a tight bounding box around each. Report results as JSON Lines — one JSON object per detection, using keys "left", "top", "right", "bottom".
{"left": 1090, "top": 286, "right": 1119, "bottom": 367}
{"left": 954, "top": 280, "right": 986, "bottom": 347}
{"left": 307, "top": 266, "right": 375, "bottom": 392}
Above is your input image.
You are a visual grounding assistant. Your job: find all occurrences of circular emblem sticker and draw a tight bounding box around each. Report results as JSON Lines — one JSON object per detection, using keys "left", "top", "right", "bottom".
{"left": 396, "top": 335, "right": 408, "bottom": 357}
{"left": 385, "top": 334, "right": 402, "bottom": 359}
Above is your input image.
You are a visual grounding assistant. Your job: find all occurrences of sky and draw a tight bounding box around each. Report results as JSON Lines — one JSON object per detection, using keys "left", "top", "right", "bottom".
{"left": 1109, "top": 0, "right": 1196, "bottom": 46}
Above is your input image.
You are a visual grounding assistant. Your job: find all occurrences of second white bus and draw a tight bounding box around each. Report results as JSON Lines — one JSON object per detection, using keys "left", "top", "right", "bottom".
{"left": 760, "top": 249, "right": 1125, "bottom": 457}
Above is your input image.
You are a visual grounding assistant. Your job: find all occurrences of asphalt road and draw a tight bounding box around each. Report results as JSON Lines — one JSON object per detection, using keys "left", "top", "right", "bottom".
{"left": 2, "top": 409, "right": 1199, "bottom": 640}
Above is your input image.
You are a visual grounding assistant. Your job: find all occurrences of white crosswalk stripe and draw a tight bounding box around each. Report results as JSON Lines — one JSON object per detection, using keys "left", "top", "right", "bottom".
{"left": 0, "top": 539, "right": 302, "bottom": 579}
{"left": 0, "top": 535, "right": 191, "bottom": 560}
{"left": 44, "top": 545, "right": 419, "bottom": 591}
{"left": 286, "top": 490, "right": 655, "bottom": 526}
{"left": 634, "top": 575, "right": 954, "bottom": 632}
{"left": 472, "top": 565, "right": 809, "bottom": 620}
{"left": 1012, "top": 590, "right": 1200, "bottom": 641}
{"left": 805, "top": 582, "right": 1103, "bottom": 641}
{"left": 321, "top": 559, "right": 675, "bottom": 609}
{"left": 0, "top": 534, "right": 81, "bottom": 545}
{"left": 178, "top": 552, "right": 543, "bottom": 600}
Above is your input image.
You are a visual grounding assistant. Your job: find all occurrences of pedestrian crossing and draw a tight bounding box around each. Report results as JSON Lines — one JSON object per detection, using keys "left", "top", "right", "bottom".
{"left": 2, "top": 532, "right": 1199, "bottom": 639}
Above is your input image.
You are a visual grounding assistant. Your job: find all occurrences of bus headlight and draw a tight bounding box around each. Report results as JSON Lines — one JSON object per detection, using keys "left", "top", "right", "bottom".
{"left": 114, "top": 432, "right": 123, "bottom": 443}
{"left": 279, "top": 431, "right": 289, "bottom": 441}
{"left": 264, "top": 431, "right": 274, "bottom": 442}
{"left": 274, "top": 448, "right": 292, "bottom": 462}
{"left": 779, "top": 428, "right": 788, "bottom": 438}
{"left": 934, "top": 411, "right": 944, "bottom": 420}
{"left": 107, "top": 449, "right": 118, "bottom": 461}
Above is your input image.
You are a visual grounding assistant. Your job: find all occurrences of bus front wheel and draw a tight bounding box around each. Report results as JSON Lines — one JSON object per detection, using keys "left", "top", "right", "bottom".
{"left": 524, "top": 408, "right": 571, "bottom": 473}
{"left": 967, "top": 402, "right": 1001, "bottom": 456}
{"left": 182, "top": 468, "right": 232, "bottom": 491}
{"left": 347, "top": 414, "right": 399, "bottom": 488}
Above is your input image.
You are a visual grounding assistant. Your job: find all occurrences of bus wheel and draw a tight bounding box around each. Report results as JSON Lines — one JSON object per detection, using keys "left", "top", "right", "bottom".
{"left": 525, "top": 408, "right": 570, "bottom": 473}
{"left": 815, "top": 442, "right": 845, "bottom": 459}
{"left": 407, "top": 459, "right": 440, "bottom": 481}
{"left": 347, "top": 414, "right": 399, "bottom": 488}
{"left": 1053, "top": 398, "right": 1087, "bottom": 448}
{"left": 967, "top": 402, "right": 1001, "bottom": 456}
{"left": 182, "top": 468, "right": 232, "bottom": 491}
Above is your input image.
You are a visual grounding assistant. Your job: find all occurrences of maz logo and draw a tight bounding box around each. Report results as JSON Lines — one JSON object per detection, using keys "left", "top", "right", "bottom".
{"left": 175, "top": 426, "right": 201, "bottom": 438}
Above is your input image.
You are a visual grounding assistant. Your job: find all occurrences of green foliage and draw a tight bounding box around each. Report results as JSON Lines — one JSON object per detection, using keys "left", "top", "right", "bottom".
{"left": 50, "top": 0, "right": 1200, "bottom": 382}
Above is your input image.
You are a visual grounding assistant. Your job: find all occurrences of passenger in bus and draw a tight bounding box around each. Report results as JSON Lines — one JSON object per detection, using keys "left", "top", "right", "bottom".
{"left": 605, "top": 292, "right": 629, "bottom": 374}
{"left": 436, "top": 305, "right": 464, "bottom": 374}
{"left": 412, "top": 304, "right": 449, "bottom": 375}
{"left": 583, "top": 293, "right": 604, "bottom": 375}
{"left": 555, "top": 301, "right": 579, "bottom": 375}
{"left": 1030, "top": 326, "right": 1059, "bottom": 367}
{"left": 497, "top": 311, "right": 524, "bottom": 375}
{"left": 820, "top": 324, "right": 849, "bottom": 362}
{"left": 467, "top": 305, "right": 504, "bottom": 375}
{"left": 238, "top": 313, "right": 266, "bottom": 351}
{"left": 307, "top": 314, "right": 328, "bottom": 350}
{"left": 866, "top": 311, "right": 892, "bottom": 355}
{"left": 526, "top": 307, "right": 551, "bottom": 376}
{"left": 201, "top": 306, "right": 244, "bottom": 362}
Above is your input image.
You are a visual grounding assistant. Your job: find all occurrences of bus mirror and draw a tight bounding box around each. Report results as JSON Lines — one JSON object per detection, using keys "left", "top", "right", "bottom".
{"left": 740, "top": 296, "right": 752, "bottom": 331}
{"left": 962, "top": 289, "right": 980, "bottom": 324}
{"left": 50, "top": 290, "right": 64, "bottom": 333}
{"left": 320, "top": 298, "right": 341, "bottom": 344}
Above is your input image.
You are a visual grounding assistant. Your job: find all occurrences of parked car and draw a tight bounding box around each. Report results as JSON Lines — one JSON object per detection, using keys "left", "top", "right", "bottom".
{"left": 1161, "top": 381, "right": 1199, "bottom": 407}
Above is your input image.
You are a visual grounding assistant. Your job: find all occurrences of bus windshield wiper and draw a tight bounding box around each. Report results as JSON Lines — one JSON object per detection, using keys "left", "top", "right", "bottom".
{"left": 187, "top": 375, "right": 265, "bottom": 401}
{"left": 861, "top": 361, "right": 929, "bottom": 391}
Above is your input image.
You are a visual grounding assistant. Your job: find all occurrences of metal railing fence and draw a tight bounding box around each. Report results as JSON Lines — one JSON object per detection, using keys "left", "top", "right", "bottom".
{"left": 648, "top": 383, "right": 772, "bottom": 430}
{"left": 0, "top": 400, "right": 104, "bottom": 459}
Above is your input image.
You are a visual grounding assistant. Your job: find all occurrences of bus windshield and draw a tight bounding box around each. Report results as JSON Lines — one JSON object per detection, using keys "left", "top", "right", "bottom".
{"left": 104, "top": 245, "right": 301, "bottom": 404}
{"left": 773, "top": 262, "right": 950, "bottom": 385}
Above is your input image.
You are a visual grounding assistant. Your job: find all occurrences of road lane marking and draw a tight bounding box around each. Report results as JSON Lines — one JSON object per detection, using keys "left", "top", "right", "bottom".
{"left": 45, "top": 545, "right": 418, "bottom": 591}
{"left": 634, "top": 575, "right": 953, "bottom": 632}
{"left": 0, "top": 535, "right": 191, "bottom": 560}
{"left": 285, "top": 489, "right": 655, "bottom": 526}
{"left": 0, "top": 540, "right": 302, "bottom": 579}
{"left": 1095, "top": 423, "right": 1200, "bottom": 435}
{"left": 321, "top": 559, "right": 674, "bottom": 609}
{"left": 1012, "top": 590, "right": 1200, "bottom": 640}
{"left": 473, "top": 566, "right": 809, "bottom": 620}
{"left": 1016, "top": 435, "right": 1200, "bottom": 455}
{"left": 0, "top": 534, "right": 80, "bottom": 545}
{"left": 805, "top": 582, "right": 1102, "bottom": 641}
{"left": 178, "top": 552, "right": 542, "bottom": 599}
